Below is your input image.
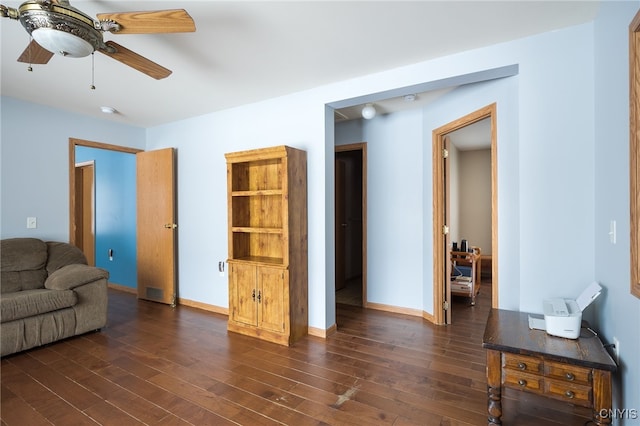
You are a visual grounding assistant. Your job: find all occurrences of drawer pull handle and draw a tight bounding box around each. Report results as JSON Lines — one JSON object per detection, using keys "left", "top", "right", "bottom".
{"left": 518, "top": 379, "right": 527, "bottom": 387}
{"left": 565, "top": 390, "right": 575, "bottom": 399}
{"left": 565, "top": 372, "right": 575, "bottom": 381}
{"left": 517, "top": 362, "right": 527, "bottom": 370}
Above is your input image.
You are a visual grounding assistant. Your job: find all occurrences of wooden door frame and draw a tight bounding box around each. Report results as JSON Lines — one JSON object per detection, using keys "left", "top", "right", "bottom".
{"left": 335, "top": 142, "right": 367, "bottom": 307}
{"left": 68, "top": 138, "right": 142, "bottom": 245}
{"left": 432, "top": 103, "right": 498, "bottom": 325}
{"left": 630, "top": 9, "right": 640, "bottom": 298}
{"left": 442, "top": 136, "right": 452, "bottom": 324}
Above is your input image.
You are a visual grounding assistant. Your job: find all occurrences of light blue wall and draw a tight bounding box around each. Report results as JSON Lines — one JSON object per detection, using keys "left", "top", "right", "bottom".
{"left": 0, "top": 97, "right": 145, "bottom": 242}
{"left": 75, "top": 147, "right": 137, "bottom": 288}
{"left": 362, "top": 110, "right": 424, "bottom": 309}
{"left": 593, "top": 1, "right": 640, "bottom": 420}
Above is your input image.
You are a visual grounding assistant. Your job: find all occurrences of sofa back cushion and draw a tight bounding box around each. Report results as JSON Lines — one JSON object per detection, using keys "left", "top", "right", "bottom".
{"left": 1, "top": 238, "right": 48, "bottom": 293}
{"left": 46, "top": 241, "right": 87, "bottom": 274}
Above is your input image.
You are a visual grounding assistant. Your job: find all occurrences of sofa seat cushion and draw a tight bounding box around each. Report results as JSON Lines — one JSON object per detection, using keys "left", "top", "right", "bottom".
{"left": 1, "top": 289, "right": 77, "bottom": 323}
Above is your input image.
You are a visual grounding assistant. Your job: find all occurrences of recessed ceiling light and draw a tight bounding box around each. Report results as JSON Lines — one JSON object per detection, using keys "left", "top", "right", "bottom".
{"left": 100, "top": 106, "right": 117, "bottom": 114}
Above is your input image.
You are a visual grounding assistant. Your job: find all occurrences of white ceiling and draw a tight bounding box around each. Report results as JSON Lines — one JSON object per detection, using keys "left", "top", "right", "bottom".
{"left": 1, "top": 1, "right": 600, "bottom": 128}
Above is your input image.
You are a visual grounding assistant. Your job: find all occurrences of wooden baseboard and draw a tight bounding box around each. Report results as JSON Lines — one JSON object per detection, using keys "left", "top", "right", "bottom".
{"left": 178, "top": 298, "right": 229, "bottom": 316}
{"left": 365, "top": 301, "right": 423, "bottom": 317}
{"left": 108, "top": 282, "right": 136, "bottom": 294}
{"left": 308, "top": 323, "right": 336, "bottom": 338}
{"left": 422, "top": 310, "right": 436, "bottom": 323}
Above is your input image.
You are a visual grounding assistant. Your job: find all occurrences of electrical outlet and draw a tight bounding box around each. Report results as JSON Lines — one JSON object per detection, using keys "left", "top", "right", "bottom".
{"left": 612, "top": 336, "right": 620, "bottom": 363}
{"left": 26, "top": 216, "right": 37, "bottom": 229}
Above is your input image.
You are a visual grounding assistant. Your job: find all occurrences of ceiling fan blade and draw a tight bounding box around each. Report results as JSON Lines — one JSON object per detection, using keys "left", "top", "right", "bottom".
{"left": 96, "top": 9, "right": 195, "bottom": 34}
{"left": 17, "top": 40, "right": 54, "bottom": 64}
{"left": 99, "top": 41, "right": 171, "bottom": 80}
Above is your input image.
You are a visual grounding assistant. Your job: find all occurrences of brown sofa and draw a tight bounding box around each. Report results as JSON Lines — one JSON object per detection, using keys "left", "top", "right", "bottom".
{"left": 1, "top": 238, "right": 109, "bottom": 356}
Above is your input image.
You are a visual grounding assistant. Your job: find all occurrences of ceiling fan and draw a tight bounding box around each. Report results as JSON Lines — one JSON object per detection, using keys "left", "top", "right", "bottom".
{"left": 0, "top": 0, "right": 195, "bottom": 79}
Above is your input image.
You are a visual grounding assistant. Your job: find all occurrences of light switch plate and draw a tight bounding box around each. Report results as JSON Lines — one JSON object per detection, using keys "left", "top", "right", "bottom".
{"left": 609, "top": 220, "right": 617, "bottom": 244}
{"left": 27, "top": 217, "right": 37, "bottom": 229}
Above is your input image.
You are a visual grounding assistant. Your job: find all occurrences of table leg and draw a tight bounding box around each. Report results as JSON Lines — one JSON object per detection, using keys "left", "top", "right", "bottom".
{"left": 592, "top": 370, "right": 613, "bottom": 425}
{"left": 486, "top": 349, "right": 502, "bottom": 425}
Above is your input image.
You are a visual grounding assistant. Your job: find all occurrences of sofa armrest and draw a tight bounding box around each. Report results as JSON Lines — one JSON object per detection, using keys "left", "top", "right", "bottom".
{"left": 45, "top": 264, "right": 109, "bottom": 290}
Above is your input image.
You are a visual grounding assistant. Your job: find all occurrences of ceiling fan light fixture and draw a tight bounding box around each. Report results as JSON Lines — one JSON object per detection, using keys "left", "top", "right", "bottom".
{"left": 31, "top": 28, "right": 94, "bottom": 57}
{"left": 18, "top": 0, "right": 102, "bottom": 57}
{"left": 362, "top": 103, "right": 376, "bottom": 120}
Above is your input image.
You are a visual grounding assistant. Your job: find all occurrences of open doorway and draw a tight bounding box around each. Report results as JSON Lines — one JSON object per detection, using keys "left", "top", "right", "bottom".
{"left": 335, "top": 143, "right": 367, "bottom": 307}
{"left": 432, "top": 104, "right": 498, "bottom": 325}
{"left": 69, "top": 138, "right": 141, "bottom": 293}
{"left": 69, "top": 139, "right": 178, "bottom": 305}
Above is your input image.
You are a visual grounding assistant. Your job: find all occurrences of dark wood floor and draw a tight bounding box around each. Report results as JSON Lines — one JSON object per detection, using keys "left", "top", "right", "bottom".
{"left": 1, "top": 283, "right": 593, "bottom": 425}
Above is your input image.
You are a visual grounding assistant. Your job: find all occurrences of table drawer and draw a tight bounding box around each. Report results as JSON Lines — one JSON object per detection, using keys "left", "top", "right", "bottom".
{"left": 544, "top": 378, "right": 592, "bottom": 407}
{"left": 503, "top": 353, "right": 543, "bottom": 374}
{"left": 544, "top": 361, "right": 591, "bottom": 385}
{"left": 503, "top": 369, "right": 544, "bottom": 394}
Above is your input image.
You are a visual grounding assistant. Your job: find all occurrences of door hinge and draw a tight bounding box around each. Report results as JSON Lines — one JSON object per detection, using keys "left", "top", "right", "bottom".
{"left": 442, "top": 148, "right": 449, "bottom": 159}
{"left": 442, "top": 225, "right": 449, "bottom": 235}
{"left": 443, "top": 300, "right": 450, "bottom": 310}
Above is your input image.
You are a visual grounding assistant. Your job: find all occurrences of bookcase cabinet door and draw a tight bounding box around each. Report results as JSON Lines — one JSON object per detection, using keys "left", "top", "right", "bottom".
{"left": 257, "top": 266, "right": 286, "bottom": 333}
{"left": 229, "top": 263, "right": 257, "bottom": 326}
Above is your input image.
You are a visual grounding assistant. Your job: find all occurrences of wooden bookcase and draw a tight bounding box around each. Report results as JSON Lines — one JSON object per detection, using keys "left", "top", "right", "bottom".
{"left": 225, "top": 145, "right": 308, "bottom": 346}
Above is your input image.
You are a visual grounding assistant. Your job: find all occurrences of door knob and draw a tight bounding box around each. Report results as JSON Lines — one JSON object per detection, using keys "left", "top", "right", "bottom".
{"left": 164, "top": 223, "right": 177, "bottom": 229}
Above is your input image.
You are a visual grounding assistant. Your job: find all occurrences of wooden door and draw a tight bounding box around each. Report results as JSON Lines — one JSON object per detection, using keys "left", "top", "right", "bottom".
{"left": 74, "top": 162, "right": 95, "bottom": 266}
{"left": 335, "top": 158, "right": 347, "bottom": 291}
{"left": 137, "top": 148, "right": 177, "bottom": 305}
{"left": 258, "top": 266, "right": 285, "bottom": 333}
{"left": 443, "top": 136, "right": 452, "bottom": 324}
{"left": 230, "top": 263, "right": 258, "bottom": 326}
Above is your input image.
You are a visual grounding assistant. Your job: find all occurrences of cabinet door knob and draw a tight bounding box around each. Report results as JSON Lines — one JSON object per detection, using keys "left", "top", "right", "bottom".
{"left": 565, "top": 390, "right": 575, "bottom": 399}
{"left": 518, "top": 379, "right": 527, "bottom": 387}
{"left": 517, "top": 362, "right": 527, "bottom": 370}
{"left": 565, "top": 372, "right": 575, "bottom": 381}
{"left": 257, "top": 290, "right": 261, "bottom": 303}
{"left": 252, "top": 289, "right": 256, "bottom": 301}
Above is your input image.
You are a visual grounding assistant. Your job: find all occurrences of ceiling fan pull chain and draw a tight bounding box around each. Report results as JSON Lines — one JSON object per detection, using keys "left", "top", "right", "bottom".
{"left": 90, "top": 52, "right": 96, "bottom": 90}
{"left": 27, "top": 36, "right": 33, "bottom": 72}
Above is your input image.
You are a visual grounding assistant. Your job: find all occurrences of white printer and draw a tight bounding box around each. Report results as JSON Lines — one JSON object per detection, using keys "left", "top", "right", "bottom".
{"left": 530, "top": 282, "right": 602, "bottom": 339}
